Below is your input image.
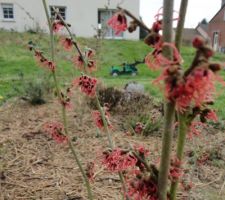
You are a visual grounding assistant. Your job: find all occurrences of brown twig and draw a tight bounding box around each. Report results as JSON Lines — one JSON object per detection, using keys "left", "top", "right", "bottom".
{"left": 52, "top": 7, "right": 85, "bottom": 64}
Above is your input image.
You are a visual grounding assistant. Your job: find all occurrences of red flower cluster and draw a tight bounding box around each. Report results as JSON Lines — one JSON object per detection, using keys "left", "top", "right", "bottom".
{"left": 127, "top": 176, "right": 158, "bottom": 200}
{"left": 74, "top": 49, "right": 96, "bottom": 72}
{"left": 92, "top": 108, "right": 112, "bottom": 129}
{"left": 134, "top": 145, "right": 150, "bottom": 158}
{"left": 169, "top": 157, "right": 183, "bottom": 183}
{"left": 72, "top": 75, "right": 97, "bottom": 97}
{"left": 156, "top": 65, "right": 216, "bottom": 112}
{"left": 146, "top": 42, "right": 182, "bottom": 70}
{"left": 107, "top": 11, "right": 127, "bottom": 35}
{"left": 34, "top": 50, "right": 56, "bottom": 71}
{"left": 52, "top": 20, "right": 64, "bottom": 33}
{"left": 134, "top": 122, "right": 145, "bottom": 134}
{"left": 60, "top": 37, "right": 73, "bottom": 51}
{"left": 43, "top": 121, "right": 67, "bottom": 143}
{"left": 185, "top": 68, "right": 215, "bottom": 105}
{"left": 102, "top": 149, "right": 137, "bottom": 172}
{"left": 205, "top": 109, "right": 218, "bottom": 122}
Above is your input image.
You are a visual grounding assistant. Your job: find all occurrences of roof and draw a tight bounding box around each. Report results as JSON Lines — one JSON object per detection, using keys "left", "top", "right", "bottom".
{"left": 209, "top": 4, "right": 225, "bottom": 23}
{"left": 197, "top": 23, "right": 208, "bottom": 32}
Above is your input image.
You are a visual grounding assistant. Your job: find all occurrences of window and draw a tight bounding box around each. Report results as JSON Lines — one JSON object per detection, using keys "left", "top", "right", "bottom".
{"left": 50, "top": 6, "right": 66, "bottom": 20}
{"left": 2, "top": 3, "right": 14, "bottom": 20}
{"left": 98, "top": 9, "right": 124, "bottom": 38}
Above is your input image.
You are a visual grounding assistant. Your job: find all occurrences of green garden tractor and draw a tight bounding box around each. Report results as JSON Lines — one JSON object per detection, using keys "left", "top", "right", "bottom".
{"left": 110, "top": 60, "right": 144, "bottom": 76}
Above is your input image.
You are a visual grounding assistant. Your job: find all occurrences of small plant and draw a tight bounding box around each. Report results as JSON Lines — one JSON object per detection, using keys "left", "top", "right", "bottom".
{"left": 23, "top": 80, "right": 46, "bottom": 105}
{"left": 12, "top": 72, "right": 49, "bottom": 105}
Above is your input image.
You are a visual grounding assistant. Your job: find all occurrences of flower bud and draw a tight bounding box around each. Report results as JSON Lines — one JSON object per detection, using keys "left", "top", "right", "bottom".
{"left": 128, "top": 20, "right": 138, "bottom": 33}
{"left": 209, "top": 63, "right": 221, "bottom": 72}
{"left": 204, "top": 47, "right": 214, "bottom": 58}
{"left": 152, "top": 20, "right": 162, "bottom": 33}
{"left": 192, "top": 36, "right": 204, "bottom": 48}
{"left": 144, "top": 32, "right": 161, "bottom": 46}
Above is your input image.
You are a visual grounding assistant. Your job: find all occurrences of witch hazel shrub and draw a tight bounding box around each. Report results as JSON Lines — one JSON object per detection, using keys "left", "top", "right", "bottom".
{"left": 28, "top": 1, "right": 224, "bottom": 199}
{"left": 107, "top": 4, "right": 224, "bottom": 200}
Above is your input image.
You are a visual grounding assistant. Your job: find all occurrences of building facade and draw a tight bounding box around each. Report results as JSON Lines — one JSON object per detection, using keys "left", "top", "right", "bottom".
{"left": 208, "top": 0, "right": 225, "bottom": 52}
{"left": 0, "top": 0, "right": 140, "bottom": 40}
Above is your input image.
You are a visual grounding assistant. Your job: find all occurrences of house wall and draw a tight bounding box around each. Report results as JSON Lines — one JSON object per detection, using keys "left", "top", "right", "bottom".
{"left": 208, "top": 6, "right": 225, "bottom": 52}
{"left": 0, "top": 0, "right": 140, "bottom": 40}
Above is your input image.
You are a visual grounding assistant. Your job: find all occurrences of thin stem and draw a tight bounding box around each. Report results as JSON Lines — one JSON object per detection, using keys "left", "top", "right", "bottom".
{"left": 170, "top": 114, "right": 187, "bottom": 200}
{"left": 62, "top": 107, "right": 93, "bottom": 200}
{"left": 158, "top": 0, "right": 175, "bottom": 199}
{"left": 175, "top": 0, "right": 189, "bottom": 51}
{"left": 132, "top": 151, "right": 152, "bottom": 173}
{"left": 158, "top": 102, "right": 175, "bottom": 200}
{"left": 170, "top": 1, "right": 189, "bottom": 199}
{"left": 95, "top": 95, "right": 114, "bottom": 148}
{"left": 117, "top": 6, "right": 151, "bottom": 33}
{"left": 42, "top": 1, "right": 93, "bottom": 199}
{"left": 95, "top": 95, "right": 129, "bottom": 200}
{"left": 52, "top": 71, "right": 61, "bottom": 101}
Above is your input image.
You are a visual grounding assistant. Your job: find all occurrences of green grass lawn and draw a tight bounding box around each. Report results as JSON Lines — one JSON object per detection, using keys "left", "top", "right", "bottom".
{"left": 0, "top": 30, "right": 225, "bottom": 119}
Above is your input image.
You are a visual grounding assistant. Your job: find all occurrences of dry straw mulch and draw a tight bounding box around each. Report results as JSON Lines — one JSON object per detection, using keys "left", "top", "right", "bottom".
{"left": 0, "top": 98, "right": 224, "bottom": 200}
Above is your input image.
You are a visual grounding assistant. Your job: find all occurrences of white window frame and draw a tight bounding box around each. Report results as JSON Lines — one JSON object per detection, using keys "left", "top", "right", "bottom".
{"left": 50, "top": 6, "right": 67, "bottom": 20}
{"left": 1, "top": 3, "right": 14, "bottom": 21}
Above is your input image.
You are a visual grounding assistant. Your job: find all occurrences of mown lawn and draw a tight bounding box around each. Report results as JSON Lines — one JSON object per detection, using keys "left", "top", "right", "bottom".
{"left": 0, "top": 30, "right": 225, "bottom": 118}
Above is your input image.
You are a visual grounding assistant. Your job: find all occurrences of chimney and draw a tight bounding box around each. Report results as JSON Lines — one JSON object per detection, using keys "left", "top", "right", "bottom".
{"left": 222, "top": 0, "right": 225, "bottom": 7}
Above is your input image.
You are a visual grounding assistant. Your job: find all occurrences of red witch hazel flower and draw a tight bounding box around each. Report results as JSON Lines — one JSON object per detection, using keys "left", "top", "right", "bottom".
{"left": 34, "top": 50, "right": 56, "bottom": 72}
{"left": 52, "top": 20, "right": 64, "bottom": 33}
{"left": 185, "top": 67, "right": 215, "bottom": 107}
{"left": 45, "top": 61, "right": 56, "bottom": 71}
{"left": 60, "top": 37, "right": 73, "bottom": 51}
{"left": 169, "top": 157, "right": 183, "bottom": 183}
{"left": 102, "top": 148, "right": 137, "bottom": 172}
{"left": 127, "top": 176, "right": 158, "bottom": 200}
{"left": 92, "top": 106, "right": 112, "bottom": 129}
{"left": 72, "top": 75, "right": 97, "bottom": 97}
{"left": 156, "top": 64, "right": 216, "bottom": 113}
{"left": 205, "top": 110, "right": 218, "bottom": 122}
{"left": 134, "top": 122, "right": 145, "bottom": 134}
{"left": 43, "top": 121, "right": 67, "bottom": 143}
{"left": 107, "top": 11, "right": 127, "bottom": 35}
{"left": 145, "top": 42, "right": 182, "bottom": 70}
{"left": 133, "top": 145, "right": 150, "bottom": 171}
{"left": 74, "top": 48, "right": 96, "bottom": 72}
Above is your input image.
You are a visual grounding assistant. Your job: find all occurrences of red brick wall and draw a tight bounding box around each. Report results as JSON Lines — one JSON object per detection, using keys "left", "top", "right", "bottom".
{"left": 208, "top": 6, "right": 225, "bottom": 51}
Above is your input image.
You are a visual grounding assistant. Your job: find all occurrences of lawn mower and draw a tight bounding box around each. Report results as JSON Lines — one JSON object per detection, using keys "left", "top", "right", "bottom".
{"left": 110, "top": 60, "right": 144, "bottom": 76}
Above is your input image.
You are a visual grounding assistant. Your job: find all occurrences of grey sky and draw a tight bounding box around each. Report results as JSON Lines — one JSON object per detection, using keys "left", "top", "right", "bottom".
{"left": 140, "top": 0, "right": 222, "bottom": 28}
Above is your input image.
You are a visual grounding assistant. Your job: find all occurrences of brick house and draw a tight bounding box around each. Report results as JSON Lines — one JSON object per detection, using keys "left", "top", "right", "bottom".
{"left": 208, "top": 0, "right": 225, "bottom": 52}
